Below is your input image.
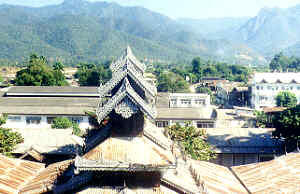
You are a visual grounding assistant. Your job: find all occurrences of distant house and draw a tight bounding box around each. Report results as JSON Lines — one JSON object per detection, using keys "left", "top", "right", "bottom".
{"left": 251, "top": 73, "right": 300, "bottom": 109}
{"left": 206, "top": 128, "right": 282, "bottom": 167}
{"left": 155, "top": 92, "right": 216, "bottom": 128}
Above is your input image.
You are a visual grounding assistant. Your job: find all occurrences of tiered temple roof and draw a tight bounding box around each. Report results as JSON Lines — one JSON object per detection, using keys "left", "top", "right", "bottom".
{"left": 96, "top": 46, "right": 157, "bottom": 124}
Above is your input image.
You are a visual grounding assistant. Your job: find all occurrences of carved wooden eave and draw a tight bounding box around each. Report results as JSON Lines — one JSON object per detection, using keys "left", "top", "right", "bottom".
{"left": 110, "top": 46, "right": 146, "bottom": 75}
{"left": 96, "top": 78, "right": 157, "bottom": 123}
{"left": 75, "top": 157, "right": 176, "bottom": 172}
{"left": 98, "top": 63, "right": 157, "bottom": 99}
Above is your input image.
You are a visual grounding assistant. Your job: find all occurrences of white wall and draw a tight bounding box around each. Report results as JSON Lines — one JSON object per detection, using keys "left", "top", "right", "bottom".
{"left": 251, "top": 83, "right": 300, "bottom": 109}
{"left": 169, "top": 93, "right": 210, "bottom": 108}
{"left": 3, "top": 115, "right": 91, "bottom": 130}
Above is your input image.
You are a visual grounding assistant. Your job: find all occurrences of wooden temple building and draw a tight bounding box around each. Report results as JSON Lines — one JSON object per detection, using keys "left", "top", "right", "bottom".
{"left": 72, "top": 46, "right": 202, "bottom": 193}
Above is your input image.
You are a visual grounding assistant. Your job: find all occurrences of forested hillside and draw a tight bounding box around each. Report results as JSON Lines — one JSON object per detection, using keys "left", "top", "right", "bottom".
{"left": 0, "top": 0, "right": 264, "bottom": 65}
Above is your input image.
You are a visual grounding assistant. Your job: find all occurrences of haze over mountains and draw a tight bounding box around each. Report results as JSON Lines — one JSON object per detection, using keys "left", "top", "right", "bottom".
{"left": 0, "top": 0, "right": 299, "bottom": 65}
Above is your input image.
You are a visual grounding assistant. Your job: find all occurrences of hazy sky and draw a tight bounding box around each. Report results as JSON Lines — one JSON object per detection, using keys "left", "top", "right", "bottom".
{"left": 1, "top": 0, "right": 300, "bottom": 18}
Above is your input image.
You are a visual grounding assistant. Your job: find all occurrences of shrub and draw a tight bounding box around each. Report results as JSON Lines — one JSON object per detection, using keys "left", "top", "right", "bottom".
{"left": 0, "top": 128, "right": 23, "bottom": 155}
{"left": 52, "top": 117, "right": 73, "bottom": 129}
{"left": 72, "top": 123, "right": 82, "bottom": 137}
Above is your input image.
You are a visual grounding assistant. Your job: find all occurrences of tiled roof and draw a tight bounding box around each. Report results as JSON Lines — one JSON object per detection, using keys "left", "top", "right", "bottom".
{"left": 0, "top": 155, "right": 45, "bottom": 194}
{"left": 262, "top": 106, "right": 287, "bottom": 113}
{"left": 232, "top": 152, "right": 300, "bottom": 193}
{"left": 190, "top": 160, "right": 248, "bottom": 194}
{"left": 77, "top": 136, "right": 175, "bottom": 171}
{"left": 206, "top": 128, "right": 281, "bottom": 153}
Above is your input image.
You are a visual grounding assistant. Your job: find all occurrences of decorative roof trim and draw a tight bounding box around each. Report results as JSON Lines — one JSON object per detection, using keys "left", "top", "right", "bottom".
{"left": 75, "top": 157, "right": 175, "bottom": 172}
{"left": 97, "top": 78, "right": 157, "bottom": 123}
{"left": 98, "top": 64, "right": 156, "bottom": 98}
{"left": 110, "top": 46, "right": 146, "bottom": 75}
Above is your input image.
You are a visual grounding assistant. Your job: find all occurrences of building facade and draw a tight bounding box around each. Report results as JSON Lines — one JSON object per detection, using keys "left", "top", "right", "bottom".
{"left": 251, "top": 73, "right": 300, "bottom": 109}
{"left": 168, "top": 93, "right": 210, "bottom": 108}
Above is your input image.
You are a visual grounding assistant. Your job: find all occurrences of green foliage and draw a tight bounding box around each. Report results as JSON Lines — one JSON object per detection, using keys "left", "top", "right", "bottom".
{"left": 269, "top": 52, "right": 300, "bottom": 72}
{"left": 275, "top": 91, "right": 297, "bottom": 107}
{"left": 157, "top": 72, "right": 189, "bottom": 93}
{"left": 0, "top": 128, "right": 23, "bottom": 155}
{"left": 72, "top": 123, "right": 82, "bottom": 137}
{"left": 75, "top": 63, "right": 112, "bottom": 86}
{"left": 165, "top": 122, "right": 215, "bottom": 161}
{"left": 51, "top": 117, "right": 73, "bottom": 129}
{"left": 273, "top": 105, "right": 300, "bottom": 152}
{"left": 196, "top": 87, "right": 216, "bottom": 104}
{"left": 85, "top": 111, "right": 100, "bottom": 128}
{"left": 15, "top": 54, "right": 68, "bottom": 86}
{"left": 254, "top": 111, "right": 268, "bottom": 128}
{"left": 0, "top": 74, "right": 3, "bottom": 83}
{"left": 0, "top": 115, "right": 7, "bottom": 126}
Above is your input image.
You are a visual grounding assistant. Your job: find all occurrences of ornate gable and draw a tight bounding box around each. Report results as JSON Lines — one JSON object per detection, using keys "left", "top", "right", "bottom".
{"left": 97, "top": 46, "right": 157, "bottom": 124}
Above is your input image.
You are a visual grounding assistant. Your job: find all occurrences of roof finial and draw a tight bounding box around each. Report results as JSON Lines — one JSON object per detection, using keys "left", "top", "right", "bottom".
{"left": 126, "top": 46, "right": 132, "bottom": 56}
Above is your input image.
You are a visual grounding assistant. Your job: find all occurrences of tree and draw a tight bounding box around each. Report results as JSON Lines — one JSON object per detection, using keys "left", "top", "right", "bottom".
{"left": 269, "top": 52, "right": 291, "bottom": 72}
{"left": 157, "top": 72, "right": 189, "bottom": 93}
{"left": 254, "top": 111, "right": 268, "bottom": 128}
{"left": 52, "top": 117, "right": 73, "bottom": 129}
{"left": 0, "top": 74, "right": 3, "bottom": 83}
{"left": 0, "top": 115, "right": 23, "bottom": 156}
{"left": 275, "top": 91, "right": 297, "bottom": 107}
{"left": 165, "top": 122, "right": 215, "bottom": 161}
{"left": 15, "top": 54, "right": 68, "bottom": 86}
{"left": 196, "top": 87, "right": 216, "bottom": 104}
{"left": 273, "top": 105, "right": 300, "bottom": 152}
{"left": 75, "top": 63, "right": 112, "bottom": 86}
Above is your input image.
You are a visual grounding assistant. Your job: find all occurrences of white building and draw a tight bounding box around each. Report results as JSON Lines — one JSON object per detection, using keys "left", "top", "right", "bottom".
{"left": 251, "top": 73, "right": 300, "bottom": 109}
{"left": 168, "top": 93, "right": 210, "bottom": 108}
{"left": 0, "top": 86, "right": 99, "bottom": 130}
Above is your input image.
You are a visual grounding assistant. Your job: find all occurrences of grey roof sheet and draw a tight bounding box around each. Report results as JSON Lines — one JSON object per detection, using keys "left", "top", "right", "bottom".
{"left": 206, "top": 128, "right": 281, "bottom": 153}
{"left": 6, "top": 86, "right": 98, "bottom": 97}
{"left": 157, "top": 107, "right": 215, "bottom": 120}
{"left": 0, "top": 97, "right": 98, "bottom": 115}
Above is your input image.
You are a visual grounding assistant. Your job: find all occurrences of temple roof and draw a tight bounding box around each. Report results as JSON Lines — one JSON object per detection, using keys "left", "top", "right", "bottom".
{"left": 97, "top": 78, "right": 157, "bottom": 123}
{"left": 98, "top": 59, "right": 157, "bottom": 98}
{"left": 75, "top": 135, "right": 175, "bottom": 172}
{"left": 110, "top": 46, "right": 146, "bottom": 75}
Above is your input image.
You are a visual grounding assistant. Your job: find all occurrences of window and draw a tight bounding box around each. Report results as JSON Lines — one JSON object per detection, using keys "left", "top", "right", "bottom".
{"left": 195, "top": 99, "right": 205, "bottom": 105}
{"left": 155, "top": 121, "right": 169, "bottom": 128}
{"left": 47, "top": 117, "right": 56, "bottom": 124}
{"left": 256, "top": 86, "right": 259, "bottom": 90}
{"left": 180, "top": 99, "right": 191, "bottom": 105}
{"left": 68, "top": 116, "right": 83, "bottom": 124}
{"left": 26, "top": 116, "right": 41, "bottom": 125}
{"left": 197, "top": 121, "right": 214, "bottom": 128}
{"left": 7, "top": 116, "right": 21, "bottom": 122}
{"left": 259, "top": 154, "right": 274, "bottom": 162}
{"left": 170, "top": 99, "right": 177, "bottom": 105}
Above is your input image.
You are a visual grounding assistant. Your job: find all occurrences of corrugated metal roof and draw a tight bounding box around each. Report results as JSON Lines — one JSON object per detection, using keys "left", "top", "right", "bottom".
{"left": 190, "top": 160, "right": 249, "bottom": 194}
{"left": 0, "top": 155, "right": 73, "bottom": 194}
{"left": 206, "top": 128, "right": 281, "bottom": 153}
{"left": 20, "top": 160, "right": 73, "bottom": 194}
{"left": 232, "top": 153, "right": 300, "bottom": 193}
{"left": 0, "top": 155, "right": 45, "bottom": 194}
{"left": 82, "top": 136, "right": 174, "bottom": 168}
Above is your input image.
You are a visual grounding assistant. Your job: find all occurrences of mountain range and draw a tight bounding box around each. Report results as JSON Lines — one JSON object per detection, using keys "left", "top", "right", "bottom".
{"left": 0, "top": 0, "right": 266, "bottom": 65}
{"left": 0, "top": 0, "right": 300, "bottom": 65}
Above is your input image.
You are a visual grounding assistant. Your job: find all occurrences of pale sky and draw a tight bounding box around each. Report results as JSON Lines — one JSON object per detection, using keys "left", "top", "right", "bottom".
{"left": 1, "top": 0, "right": 300, "bottom": 18}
